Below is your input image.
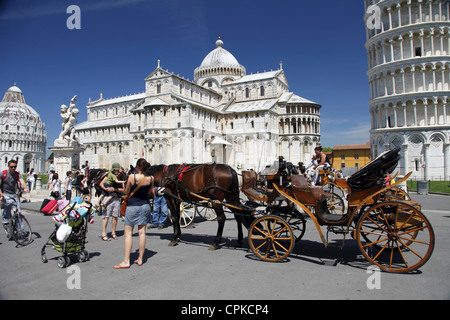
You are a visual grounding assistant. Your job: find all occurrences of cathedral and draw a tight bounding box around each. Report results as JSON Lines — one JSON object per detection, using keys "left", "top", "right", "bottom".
{"left": 75, "top": 38, "right": 322, "bottom": 170}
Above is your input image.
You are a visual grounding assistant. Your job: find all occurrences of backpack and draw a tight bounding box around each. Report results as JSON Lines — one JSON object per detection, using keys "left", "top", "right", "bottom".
{"left": 1, "top": 170, "right": 21, "bottom": 192}
{"left": 2, "top": 170, "right": 20, "bottom": 181}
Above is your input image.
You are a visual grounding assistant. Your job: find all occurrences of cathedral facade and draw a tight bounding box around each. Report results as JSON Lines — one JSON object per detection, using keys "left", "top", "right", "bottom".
{"left": 75, "top": 39, "right": 322, "bottom": 170}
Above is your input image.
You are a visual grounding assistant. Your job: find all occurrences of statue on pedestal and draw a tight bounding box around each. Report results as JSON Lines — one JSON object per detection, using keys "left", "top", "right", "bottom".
{"left": 49, "top": 95, "right": 85, "bottom": 174}
{"left": 54, "top": 95, "right": 81, "bottom": 147}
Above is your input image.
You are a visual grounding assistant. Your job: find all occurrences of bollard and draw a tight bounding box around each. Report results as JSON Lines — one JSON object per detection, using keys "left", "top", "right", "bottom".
{"left": 417, "top": 181, "right": 428, "bottom": 195}
{"left": 36, "top": 177, "right": 42, "bottom": 190}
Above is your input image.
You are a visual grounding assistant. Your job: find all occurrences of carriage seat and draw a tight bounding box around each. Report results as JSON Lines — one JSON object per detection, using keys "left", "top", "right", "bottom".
{"left": 242, "top": 170, "right": 269, "bottom": 202}
{"left": 290, "top": 174, "right": 330, "bottom": 204}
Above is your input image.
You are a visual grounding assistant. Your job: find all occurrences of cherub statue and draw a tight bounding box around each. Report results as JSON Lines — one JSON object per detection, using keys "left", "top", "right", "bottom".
{"left": 56, "top": 95, "right": 80, "bottom": 145}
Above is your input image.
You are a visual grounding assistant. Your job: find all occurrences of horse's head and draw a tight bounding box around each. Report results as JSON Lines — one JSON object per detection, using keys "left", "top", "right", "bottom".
{"left": 145, "top": 164, "right": 167, "bottom": 187}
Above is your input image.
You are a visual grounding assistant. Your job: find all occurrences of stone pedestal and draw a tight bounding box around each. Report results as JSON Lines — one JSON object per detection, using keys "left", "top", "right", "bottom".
{"left": 48, "top": 143, "right": 85, "bottom": 176}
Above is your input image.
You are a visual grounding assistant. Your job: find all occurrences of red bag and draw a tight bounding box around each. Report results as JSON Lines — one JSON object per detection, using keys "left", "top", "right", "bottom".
{"left": 41, "top": 199, "right": 58, "bottom": 215}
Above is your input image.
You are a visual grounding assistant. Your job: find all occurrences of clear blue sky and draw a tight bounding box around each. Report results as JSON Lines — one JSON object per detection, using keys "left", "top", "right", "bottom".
{"left": 0, "top": 0, "right": 370, "bottom": 156}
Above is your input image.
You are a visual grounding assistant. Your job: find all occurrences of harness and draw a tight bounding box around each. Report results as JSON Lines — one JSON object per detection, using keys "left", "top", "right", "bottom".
{"left": 175, "top": 164, "right": 190, "bottom": 182}
{"left": 161, "top": 163, "right": 231, "bottom": 204}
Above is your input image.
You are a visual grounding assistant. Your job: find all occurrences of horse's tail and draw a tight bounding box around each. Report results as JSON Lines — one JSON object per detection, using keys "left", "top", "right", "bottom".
{"left": 228, "top": 166, "right": 241, "bottom": 210}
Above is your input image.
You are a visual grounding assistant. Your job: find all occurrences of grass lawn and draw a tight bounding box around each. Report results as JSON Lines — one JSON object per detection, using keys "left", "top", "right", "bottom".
{"left": 407, "top": 180, "right": 450, "bottom": 194}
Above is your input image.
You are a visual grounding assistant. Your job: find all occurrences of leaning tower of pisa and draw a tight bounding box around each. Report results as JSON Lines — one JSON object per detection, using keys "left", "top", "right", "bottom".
{"left": 364, "top": 0, "right": 450, "bottom": 180}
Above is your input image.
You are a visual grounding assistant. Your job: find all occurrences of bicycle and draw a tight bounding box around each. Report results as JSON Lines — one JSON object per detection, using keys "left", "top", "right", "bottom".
{"left": 2, "top": 192, "right": 33, "bottom": 246}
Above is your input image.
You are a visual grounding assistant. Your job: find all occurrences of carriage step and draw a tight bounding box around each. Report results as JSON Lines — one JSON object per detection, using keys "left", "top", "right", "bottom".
{"left": 327, "top": 241, "right": 344, "bottom": 249}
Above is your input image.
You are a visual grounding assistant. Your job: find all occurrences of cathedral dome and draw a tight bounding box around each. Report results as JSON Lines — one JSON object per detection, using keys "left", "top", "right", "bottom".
{"left": 194, "top": 38, "right": 246, "bottom": 82}
{"left": 0, "top": 85, "right": 41, "bottom": 125}
{"left": 0, "top": 85, "right": 47, "bottom": 173}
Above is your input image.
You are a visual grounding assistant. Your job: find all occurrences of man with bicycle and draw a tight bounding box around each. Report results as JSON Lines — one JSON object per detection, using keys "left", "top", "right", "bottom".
{"left": 1, "top": 160, "right": 29, "bottom": 227}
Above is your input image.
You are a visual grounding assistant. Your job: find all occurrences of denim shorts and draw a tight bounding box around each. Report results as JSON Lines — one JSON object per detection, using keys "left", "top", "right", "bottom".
{"left": 124, "top": 203, "right": 151, "bottom": 226}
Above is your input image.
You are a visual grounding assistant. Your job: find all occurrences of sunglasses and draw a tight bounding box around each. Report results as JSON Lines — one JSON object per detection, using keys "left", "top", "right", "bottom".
{"left": 9, "top": 166, "right": 17, "bottom": 169}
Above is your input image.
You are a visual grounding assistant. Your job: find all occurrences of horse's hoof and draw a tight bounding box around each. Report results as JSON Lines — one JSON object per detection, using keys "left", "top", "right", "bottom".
{"left": 208, "top": 244, "right": 219, "bottom": 251}
{"left": 169, "top": 240, "right": 179, "bottom": 247}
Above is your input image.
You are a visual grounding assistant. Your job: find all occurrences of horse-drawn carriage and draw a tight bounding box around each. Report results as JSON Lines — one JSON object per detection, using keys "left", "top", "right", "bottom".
{"left": 241, "top": 147, "right": 434, "bottom": 273}
{"left": 152, "top": 146, "right": 434, "bottom": 273}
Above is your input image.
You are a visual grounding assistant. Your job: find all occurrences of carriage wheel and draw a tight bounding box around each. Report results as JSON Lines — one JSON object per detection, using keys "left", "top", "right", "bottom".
{"left": 169, "top": 202, "right": 196, "bottom": 228}
{"left": 179, "top": 202, "right": 196, "bottom": 228}
{"left": 248, "top": 215, "right": 295, "bottom": 262}
{"left": 323, "top": 182, "right": 347, "bottom": 199}
{"left": 326, "top": 193, "right": 346, "bottom": 216}
{"left": 384, "top": 186, "right": 411, "bottom": 201}
{"left": 196, "top": 202, "right": 217, "bottom": 221}
{"left": 356, "top": 201, "right": 434, "bottom": 273}
{"left": 275, "top": 206, "right": 306, "bottom": 243}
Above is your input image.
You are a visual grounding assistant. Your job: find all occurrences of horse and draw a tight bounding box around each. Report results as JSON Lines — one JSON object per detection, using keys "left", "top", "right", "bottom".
{"left": 147, "top": 163, "right": 254, "bottom": 250}
{"left": 87, "top": 168, "right": 108, "bottom": 196}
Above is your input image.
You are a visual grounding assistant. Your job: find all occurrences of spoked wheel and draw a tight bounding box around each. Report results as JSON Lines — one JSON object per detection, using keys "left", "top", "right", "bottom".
{"left": 196, "top": 202, "right": 217, "bottom": 221}
{"left": 323, "top": 182, "right": 347, "bottom": 199}
{"left": 273, "top": 204, "right": 306, "bottom": 243}
{"left": 248, "top": 215, "right": 295, "bottom": 262}
{"left": 179, "top": 202, "right": 196, "bottom": 228}
{"left": 323, "top": 183, "right": 347, "bottom": 215}
{"left": 326, "top": 193, "right": 346, "bottom": 216}
{"left": 385, "top": 186, "right": 411, "bottom": 201}
{"left": 356, "top": 201, "right": 435, "bottom": 273}
{"left": 11, "top": 213, "right": 33, "bottom": 246}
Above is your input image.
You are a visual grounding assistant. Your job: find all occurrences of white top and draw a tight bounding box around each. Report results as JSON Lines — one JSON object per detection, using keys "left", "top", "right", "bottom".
{"left": 64, "top": 177, "right": 72, "bottom": 191}
{"left": 52, "top": 179, "right": 61, "bottom": 193}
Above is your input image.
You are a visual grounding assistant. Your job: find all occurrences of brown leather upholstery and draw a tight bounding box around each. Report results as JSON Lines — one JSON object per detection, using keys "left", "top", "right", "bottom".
{"left": 242, "top": 170, "right": 269, "bottom": 201}
{"left": 291, "top": 175, "right": 330, "bottom": 205}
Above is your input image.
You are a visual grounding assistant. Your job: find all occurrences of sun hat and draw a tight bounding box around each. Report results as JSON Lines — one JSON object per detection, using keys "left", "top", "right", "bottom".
{"left": 111, "top": 163, "right": 121, "bottom": 171}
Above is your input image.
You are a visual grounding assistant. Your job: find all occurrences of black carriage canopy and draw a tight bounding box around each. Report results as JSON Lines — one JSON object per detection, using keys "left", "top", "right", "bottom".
{"left": 347, "top": 146, "right": 401, "bottom": 191}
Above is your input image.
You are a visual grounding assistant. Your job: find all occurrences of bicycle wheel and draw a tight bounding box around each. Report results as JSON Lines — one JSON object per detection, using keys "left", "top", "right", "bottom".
{"left": 3, "top": 221, "right": 12, "bottom": 240}
{"left": 11, "top": 213, "right": 33, "bottom": 246}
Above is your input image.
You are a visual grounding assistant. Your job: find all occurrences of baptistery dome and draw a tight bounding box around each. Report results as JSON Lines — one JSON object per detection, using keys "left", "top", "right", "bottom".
{"left": 194, "top": 38, "right": 246, "bottom": 87}
{"left": 0, "top": 85, "right": 47, "bottom": 173}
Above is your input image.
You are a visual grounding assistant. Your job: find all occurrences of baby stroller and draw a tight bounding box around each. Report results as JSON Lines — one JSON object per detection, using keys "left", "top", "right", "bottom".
{"left": 41, "top": 197, "right": 94, "bottom": 268}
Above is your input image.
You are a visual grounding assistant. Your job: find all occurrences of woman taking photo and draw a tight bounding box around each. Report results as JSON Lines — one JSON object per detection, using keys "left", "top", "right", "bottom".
{"left": 114, "top": 158, "right": 153, "bottom": 269}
